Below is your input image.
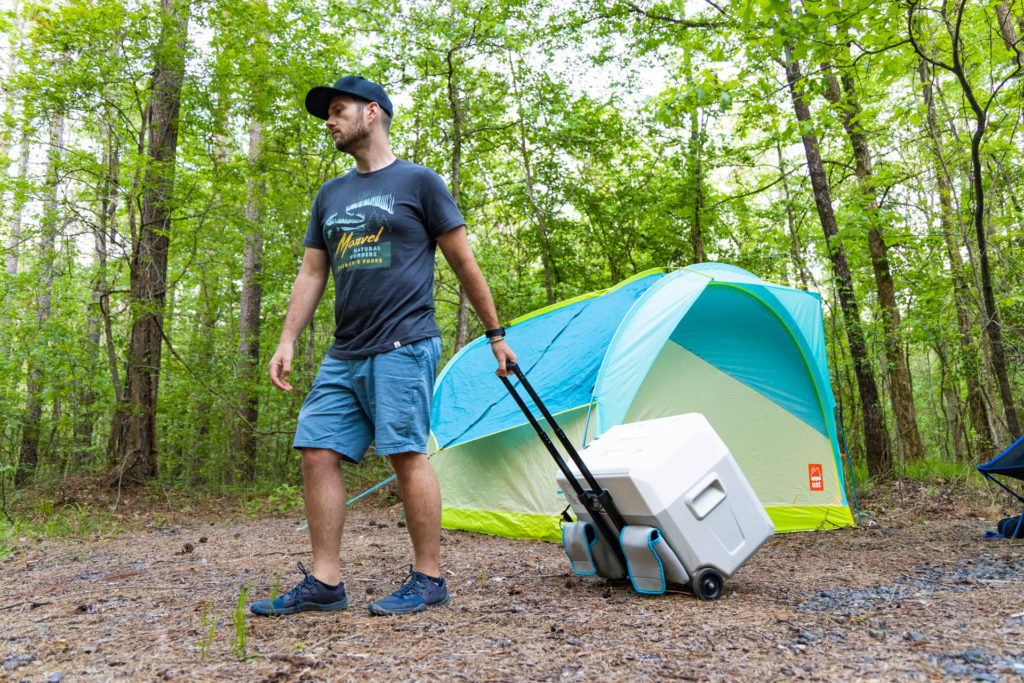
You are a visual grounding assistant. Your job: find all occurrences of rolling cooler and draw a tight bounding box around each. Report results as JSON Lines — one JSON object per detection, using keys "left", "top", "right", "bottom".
{"left": 500, "top": 362, "right": 774, "bottom": 600}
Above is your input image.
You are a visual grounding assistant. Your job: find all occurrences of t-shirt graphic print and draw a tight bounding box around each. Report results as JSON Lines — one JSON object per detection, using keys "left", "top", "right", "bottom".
{"left": 325, "top": 191, "right": 394, "bottom": 272}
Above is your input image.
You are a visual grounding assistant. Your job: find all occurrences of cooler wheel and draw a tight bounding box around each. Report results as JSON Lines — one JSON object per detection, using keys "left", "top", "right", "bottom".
{"left": 692, "top": 568, "right": 724, "bottom": 601}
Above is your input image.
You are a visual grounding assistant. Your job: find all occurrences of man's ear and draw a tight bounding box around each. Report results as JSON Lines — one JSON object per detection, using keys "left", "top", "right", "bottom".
{"left": 365, "top": 101, "right": 379, "bottom": 125}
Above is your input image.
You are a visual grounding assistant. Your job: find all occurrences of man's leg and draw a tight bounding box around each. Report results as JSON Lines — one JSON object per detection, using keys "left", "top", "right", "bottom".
{"left": 389, "top": 451, "right": 441, "bottom": 578}
{"left": 249, "top": 446, "right": 350, "bottom": 615}
{"left": 303, "top": 447, "right": 346, "bottom": 586}
{"left": 366, "top": 339, "right": 448, "bottom": 615}
{"left": 367, "top": 450, "right": 448, "bottom": 615}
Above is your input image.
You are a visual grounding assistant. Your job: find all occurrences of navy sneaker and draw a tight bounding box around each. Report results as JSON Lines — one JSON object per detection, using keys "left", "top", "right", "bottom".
{"left": 368, "top": 566, "right": 450, "bottom": 616}
{"left": 250, "top": 562, "right": 349, "bottom": 616}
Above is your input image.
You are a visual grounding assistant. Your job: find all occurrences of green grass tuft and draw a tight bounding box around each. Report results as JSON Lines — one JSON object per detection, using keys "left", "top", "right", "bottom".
{"left": 233, "top": 584, "right": 252, "bottom": 660}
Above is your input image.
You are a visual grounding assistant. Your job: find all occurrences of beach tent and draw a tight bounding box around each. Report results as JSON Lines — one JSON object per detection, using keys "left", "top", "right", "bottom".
{"left": 429, "top": 263, "right": 855, "bottom": 542}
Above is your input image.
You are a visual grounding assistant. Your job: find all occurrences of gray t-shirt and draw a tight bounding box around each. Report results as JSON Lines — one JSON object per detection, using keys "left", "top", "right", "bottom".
{"left": 303, "top": 159, "right": 464, "bottom": 359}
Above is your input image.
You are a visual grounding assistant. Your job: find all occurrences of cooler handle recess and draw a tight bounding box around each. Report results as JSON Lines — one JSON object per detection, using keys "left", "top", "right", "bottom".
{"left": 685, "top": 474, "right": 726, "bottom": 521}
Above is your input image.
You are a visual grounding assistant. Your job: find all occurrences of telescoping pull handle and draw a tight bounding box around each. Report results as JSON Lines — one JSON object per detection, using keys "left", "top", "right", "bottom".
{"left": 499, "top": 363, "right": 583, "bottom": 499}
{"left": 499, "top": 362, "right": 628, "bottom": 533}
{"left": 503, "top": 363, "right": 603, "bottom": 495}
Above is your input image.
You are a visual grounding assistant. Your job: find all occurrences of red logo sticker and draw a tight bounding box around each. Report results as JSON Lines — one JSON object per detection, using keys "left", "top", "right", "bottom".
{"left": 809, "top": 464, "right": 824, "bottom": 491}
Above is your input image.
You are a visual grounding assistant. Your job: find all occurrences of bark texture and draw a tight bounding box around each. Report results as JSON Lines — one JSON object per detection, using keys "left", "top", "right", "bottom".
{"left": 235, "top": 117, "right": 265, "bottom": 476}
{"left": 995, "top": 2, "right": 1021, "bottom": 66}
{"left": 784, "top": 56, "right": 892, "bottom": 476}
{"left": 822, "top": 64, "right": 926, "bottom": 463}
{"left": 112, "top": 0, "right": 191, "bottom": 481}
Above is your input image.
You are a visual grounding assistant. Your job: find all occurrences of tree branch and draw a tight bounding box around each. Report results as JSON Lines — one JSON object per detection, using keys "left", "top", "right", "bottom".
{"left": 614, "top": 1, "right": 730, "bottom": 29}
{"left": 906, "top": 3, "right": 956, "bottom": 73}
{"left": 706, "top": 174, "right": 785, "bottom": 209}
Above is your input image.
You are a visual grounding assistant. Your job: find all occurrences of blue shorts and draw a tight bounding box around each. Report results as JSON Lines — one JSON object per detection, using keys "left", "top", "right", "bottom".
{"left": 292, "top": 337, "right": 441, "bottom": 462}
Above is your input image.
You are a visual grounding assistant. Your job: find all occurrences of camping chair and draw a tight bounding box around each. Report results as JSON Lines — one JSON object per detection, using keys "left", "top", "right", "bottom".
{"left": 977, "top": 434, "right": 1024, "bottom": 538}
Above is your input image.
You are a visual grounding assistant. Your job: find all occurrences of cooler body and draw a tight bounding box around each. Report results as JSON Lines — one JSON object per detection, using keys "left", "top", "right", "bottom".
{"left": 555, "top": 413, "right": 774, "bottom": 578}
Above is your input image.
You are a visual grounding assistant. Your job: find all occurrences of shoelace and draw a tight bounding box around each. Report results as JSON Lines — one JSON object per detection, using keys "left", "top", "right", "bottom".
{"left": 392, "top": 567, "right": 428, "bottom": 598}
{"left": 281, "top": 562, "right": 318, "bottom": 601}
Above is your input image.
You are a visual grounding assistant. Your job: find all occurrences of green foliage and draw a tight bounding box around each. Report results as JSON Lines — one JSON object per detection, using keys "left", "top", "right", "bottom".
{"left": 271, "top": 570, "right": 284, "bottom": 601}
{"left": 848, "top": 454, "right": 986, "bottom": 500}
{"left": 0, "top": 0, "right": 1020, "bottom": 500}
{"left": 849, "top": 456, "right": 873, "bottom": 497}
{"left": 265, "top": 483, "right": 303, "bottom": 516}
{"left": 0, "top": 498, "right": 122, "bottom": 544}
{"left": 898, "top": 457, "right": 979, "bottom": 487}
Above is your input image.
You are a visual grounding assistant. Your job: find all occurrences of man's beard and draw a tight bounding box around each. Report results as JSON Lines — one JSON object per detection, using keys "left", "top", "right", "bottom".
{"left": 334, "top": 120, "right": 371, "bottom": 153}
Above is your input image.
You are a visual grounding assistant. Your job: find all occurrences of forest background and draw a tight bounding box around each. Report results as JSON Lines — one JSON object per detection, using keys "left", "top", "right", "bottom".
{"left": 0, "top": 0, "right": 1021, "bottom": 514}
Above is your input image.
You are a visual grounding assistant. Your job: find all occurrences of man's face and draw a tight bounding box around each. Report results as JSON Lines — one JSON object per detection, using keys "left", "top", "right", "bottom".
{"left": 325, "top": 95, "right": 370, "bottom": 153}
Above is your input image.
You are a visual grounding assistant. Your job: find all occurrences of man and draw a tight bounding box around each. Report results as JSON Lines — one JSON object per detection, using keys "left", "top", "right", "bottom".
{"left": 249, "top": 75, "right": 515, "bottom": 617}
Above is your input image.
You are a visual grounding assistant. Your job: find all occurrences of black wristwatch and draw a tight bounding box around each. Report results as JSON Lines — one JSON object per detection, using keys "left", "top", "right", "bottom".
{"left": 485, "top": 326, "right": 506, "bottom": 339}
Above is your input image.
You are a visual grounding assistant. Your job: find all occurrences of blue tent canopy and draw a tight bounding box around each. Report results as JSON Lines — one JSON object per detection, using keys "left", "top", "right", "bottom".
{"left": 431, "top": 271, "right": 662, "bottom": 449}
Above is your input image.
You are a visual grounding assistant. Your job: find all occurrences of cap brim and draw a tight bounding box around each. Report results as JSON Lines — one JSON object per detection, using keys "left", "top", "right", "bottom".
{"left": 305, "top": 86, "right": 341, "bottom": 120}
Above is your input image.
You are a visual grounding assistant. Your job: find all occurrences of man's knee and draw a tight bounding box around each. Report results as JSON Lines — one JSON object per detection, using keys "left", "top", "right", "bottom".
{"left": 302, "top": 447, "right": 342, "bottom": 476}
{"left": 389, "top": 451, "right": 429, "bottom": 478}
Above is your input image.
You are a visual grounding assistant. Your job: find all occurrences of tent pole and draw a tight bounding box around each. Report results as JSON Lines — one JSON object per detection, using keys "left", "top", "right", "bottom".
{"left": 297, "top": 474, "right": 398, "bottom": 532}
{"left": 581, "top": 400, "right": 596, "bottom": 447}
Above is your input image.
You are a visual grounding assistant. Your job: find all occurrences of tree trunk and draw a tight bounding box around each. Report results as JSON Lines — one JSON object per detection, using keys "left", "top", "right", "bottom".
{"left": 995, "top": 3, "right": 1021, "bottom": 67}
{"left": 16, "top": 113, "right": 64, "bottom": 487}
{"left": 775, "top": 140, "right": 810, "bottom": 289}
{"left": 191, "top": 270, "right": 218, "bottom": 469}
{"left": 76, "top": 133, "right": 120, "bottom": 465}
{"left": 784, "top": 55, "right": 892, "bottom": 477}
{"left": 918, "top": 60, "right": 994, "bottom": 457}
{"left": 910, "top": 2, "right": 1022, "bottom": 438}
{"left": 106, "top": 107, "right": 148, "bottom": 469}
{"left": 113, "top": 0, "right": 190, "bottom": 482}
{"left": 507, "top": 55, "right": 560, "bottom": 305}
{"left": 0, "top": 2, "right": 22, "bottom": 165}
{"left": 3, "top": 135, "right": 30, "bottom": 343}
{"left": 966, "top": 121, "right": 1022, "bottom": 439}
{"left": 235, "top": 117, "right": 265, "bottom": 477}
{"left": 688, "top": 100, "right": 706, "bottom": 263}
{"left": 518, "top": 130, "right": 559, "bottom": 306}
{"left": 821, "top": 63, "right": 926, "bottom": 463}
{"left": 445, "top": 49, "right": 471, "bottom": 350}
{"left": 989, "top": 157, "right": 1022, "bottom": 215}
{"left": 934, "top": 343, "right": 966, "bottom": 461}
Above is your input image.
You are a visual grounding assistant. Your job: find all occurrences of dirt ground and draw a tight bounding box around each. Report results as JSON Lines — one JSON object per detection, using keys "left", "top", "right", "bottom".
{"left": 2, "top": 482, "right": 1023, "bottom": 682}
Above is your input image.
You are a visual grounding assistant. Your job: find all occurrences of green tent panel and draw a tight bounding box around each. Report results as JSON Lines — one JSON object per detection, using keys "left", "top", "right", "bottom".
{"left": 429, "top": 264, "right": 854, "bottom": 542}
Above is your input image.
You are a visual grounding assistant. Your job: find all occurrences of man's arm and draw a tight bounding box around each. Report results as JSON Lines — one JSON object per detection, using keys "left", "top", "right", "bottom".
{"left": 268, "top": 247, "right": 331, "bottom": 391}
{"left": 436, "top": 226, "right": 517, "bottom": 377}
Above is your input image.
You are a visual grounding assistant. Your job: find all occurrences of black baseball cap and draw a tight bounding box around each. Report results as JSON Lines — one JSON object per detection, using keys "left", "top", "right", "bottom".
{"left": 305, "top": 75, "right": 394, "bottom": 120}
